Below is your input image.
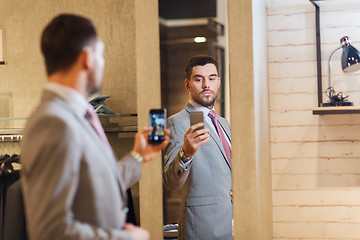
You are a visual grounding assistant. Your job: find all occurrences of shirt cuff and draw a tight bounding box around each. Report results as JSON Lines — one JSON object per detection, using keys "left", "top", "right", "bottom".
{"left": 179, "top": 157, "right": 193, "bottom": 170}
{"left": 130, "top": 151, "right": 143, "bottom": 163}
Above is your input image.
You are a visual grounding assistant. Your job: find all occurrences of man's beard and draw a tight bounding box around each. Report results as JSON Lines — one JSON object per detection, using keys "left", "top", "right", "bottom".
{"left": 193, "top": 90, "right": 217, "bottom": 107}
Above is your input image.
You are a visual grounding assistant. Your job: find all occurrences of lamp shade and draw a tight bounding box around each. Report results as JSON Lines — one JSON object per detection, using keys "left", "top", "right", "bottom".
{"left": 341, "top": 36, "right": 360, "bottom": 73}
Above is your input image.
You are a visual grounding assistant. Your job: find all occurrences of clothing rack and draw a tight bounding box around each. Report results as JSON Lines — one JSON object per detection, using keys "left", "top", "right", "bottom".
{"left": 0, "top": 133, "right": 22, "bottom": 176}
{"left": 0, "top": 135, "right": 23, "bottom": 143}
{"left": 0, "top": 134, "right": 22, "bottom": 157}
{"left": 0, "top": 133, "right": 23, "bottom": 239}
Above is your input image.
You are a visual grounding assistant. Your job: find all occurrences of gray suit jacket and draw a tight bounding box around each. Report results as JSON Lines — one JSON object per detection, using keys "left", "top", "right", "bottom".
{"left": 21, "top": 90, "right": 141, "bottom": 240}
{"left": 163, "top": 104, "right": 232, "bottom": 240}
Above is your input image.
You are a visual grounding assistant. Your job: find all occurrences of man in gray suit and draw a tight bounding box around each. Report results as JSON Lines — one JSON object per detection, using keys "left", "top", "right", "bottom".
{"left": 20, "top": 14, "right": 169, "bottom": 240}
{"left": 163, "top": 55, "right": 232, "bottom": 240}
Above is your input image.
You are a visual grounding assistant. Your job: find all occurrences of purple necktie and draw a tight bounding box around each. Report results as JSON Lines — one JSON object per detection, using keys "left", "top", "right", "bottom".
{"left": 86, "top": 104, "right": 111, "bottom": 149}
{"left": 208, "top": 110, "right": 231, "bottom": 167}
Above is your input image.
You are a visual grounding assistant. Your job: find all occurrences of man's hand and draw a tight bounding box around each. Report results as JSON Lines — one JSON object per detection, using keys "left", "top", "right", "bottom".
{"left": 182, "top": 122, "right": 210, "bottom": 161}
{"left": 133, "top": 127, "right": 170, "bottom": 162}
{"left": 124, "top": 223, "right": 150, "bottom": 240}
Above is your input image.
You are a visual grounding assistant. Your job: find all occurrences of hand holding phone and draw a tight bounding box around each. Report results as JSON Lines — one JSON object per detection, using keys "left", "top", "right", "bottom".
{"left": 190, "top": 111, "right": 204, "bottom": 130}
{"left": 181, "top": 111, "right": 209, "bottom": 158}
{"left": 148, "top": 109, "right": 167, "bottom": 144}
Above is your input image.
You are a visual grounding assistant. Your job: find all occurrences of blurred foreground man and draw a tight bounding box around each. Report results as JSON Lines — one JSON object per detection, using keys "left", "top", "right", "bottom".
{"left": 21, "top": 14, "right": 169, "bottom": 240}
{"left": 163, "top": 55, "right": 232, "bottom": 240}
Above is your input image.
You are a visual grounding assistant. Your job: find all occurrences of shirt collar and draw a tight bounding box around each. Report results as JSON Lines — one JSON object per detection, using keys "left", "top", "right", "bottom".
{"left": 44, "top": 82, "right": 88, "bottom": 117}
{"left": 189, "top": 99, "right": 215, "bottom": 117}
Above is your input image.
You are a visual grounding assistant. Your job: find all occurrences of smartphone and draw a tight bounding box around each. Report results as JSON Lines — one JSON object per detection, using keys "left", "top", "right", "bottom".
{"left": 148, "top": 109, "right": 167, "bottom": 144}
{"left": 190, "top": 111, "right": 204, "bottom": 129}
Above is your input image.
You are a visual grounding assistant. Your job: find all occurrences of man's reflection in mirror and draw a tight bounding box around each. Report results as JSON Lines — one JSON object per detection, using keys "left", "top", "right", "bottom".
{"left": 163, "top": 55, "right": 232, "bottom": 240}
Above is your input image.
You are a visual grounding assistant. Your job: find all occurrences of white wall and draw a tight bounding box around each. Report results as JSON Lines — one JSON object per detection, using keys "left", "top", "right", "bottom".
{"left": 268, "top": 0, "right": 360, "bottom": 239}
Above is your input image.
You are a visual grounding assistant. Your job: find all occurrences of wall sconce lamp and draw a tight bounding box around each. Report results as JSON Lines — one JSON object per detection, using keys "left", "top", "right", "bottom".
{"left": 322, "top": 36, "right": 360, "bottom": 107}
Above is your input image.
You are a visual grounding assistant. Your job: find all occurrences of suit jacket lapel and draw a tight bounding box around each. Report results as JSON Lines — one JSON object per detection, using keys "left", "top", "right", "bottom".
{"left": 72, "top": 103, "right": 128, "bottom": 203}
{"left": 218, "top": 117, "right": 231, "bottom": 143}
{"left": 185, "top": 104, "right": 231, "bottom": 169}
{"left": 204, "top": 120, "right": 231, "bottom": 169}
{"left": 217, "top": 118, "right": 231, "bottom": 169}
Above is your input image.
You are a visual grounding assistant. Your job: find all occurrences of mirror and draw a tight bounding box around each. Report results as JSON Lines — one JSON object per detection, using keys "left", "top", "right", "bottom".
{"left": 1, "top": 0, "right": 236, "bottom": 237}
{"left": 159, "top": 0, "right": 231, "bottom": 237}
{"left": 0, "top": 0, "right": 147, "bottom": 231}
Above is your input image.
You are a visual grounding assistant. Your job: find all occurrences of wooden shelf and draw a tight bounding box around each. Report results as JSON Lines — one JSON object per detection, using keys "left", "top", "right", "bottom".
{"left": 0, "top": 117, "right": 138, "bottom": 135}
{"left": 0, "top": 129, "right": 24, "bottom": 135}
{"left": 0, "top": 126, "right": 138, "bottom": 135}
{"left": 104, "top": 126, "right": 137, "bottom": 133}
{"left": 313, "top": 106, "right": 360, "bottom": 115}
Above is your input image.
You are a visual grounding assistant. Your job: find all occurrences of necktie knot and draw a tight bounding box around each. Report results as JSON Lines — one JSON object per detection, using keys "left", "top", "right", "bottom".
{"left": 208, "top": 110, "right": 217, "bottom": 122}
{"left": 86, "top": 104, "right": 111, "bottom": 149}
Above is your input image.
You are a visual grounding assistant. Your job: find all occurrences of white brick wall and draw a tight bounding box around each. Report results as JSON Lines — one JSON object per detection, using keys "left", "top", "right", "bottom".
{"left": 268, "top": 0, "right": 360, "bottom": 239}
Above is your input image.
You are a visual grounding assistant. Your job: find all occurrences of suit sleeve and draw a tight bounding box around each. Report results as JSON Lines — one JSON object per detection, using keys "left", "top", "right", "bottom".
{"left": 163, "top": 117, "right": 192, "bottom": 190}
{"left": 116, "top": 154, "right": 142, "bottom": 190}
{"left": 21, "top": 116, "right": 132, "bottom": 240}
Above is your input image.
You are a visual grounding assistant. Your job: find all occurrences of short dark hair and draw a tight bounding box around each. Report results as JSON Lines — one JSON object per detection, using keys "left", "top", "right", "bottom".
{"left": 41, "top": 14, "right": 98, "bottom": 75}
{"left": 184, "top": 55, "right": 219, "bottom": 80}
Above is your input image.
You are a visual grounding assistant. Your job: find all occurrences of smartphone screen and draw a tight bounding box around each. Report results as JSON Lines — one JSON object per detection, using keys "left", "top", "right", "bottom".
{"left": 190, "top": 111, "right": 204, "bottom": 129}
{"left": 148, "top": 109, "right": 167, "bottom": 144}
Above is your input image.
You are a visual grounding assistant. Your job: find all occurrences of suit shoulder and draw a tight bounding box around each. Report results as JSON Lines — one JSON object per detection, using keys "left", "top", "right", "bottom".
{"left": 168, "top": 109, "right": 189, "bottom": 123}
{"left": 218, "top": 115, "right": 230, "bottom": 124}
{"left": 31, "top": 98, "right": 75, "bottom": 122}
{"left": 167, "top": 109, "right": 190, "bottom": 138}
{"left": 24, "top": 100, "right": 78, "bottom": 140}
{"left": 217, "top": 115, "right": 229, "bottom": 123}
